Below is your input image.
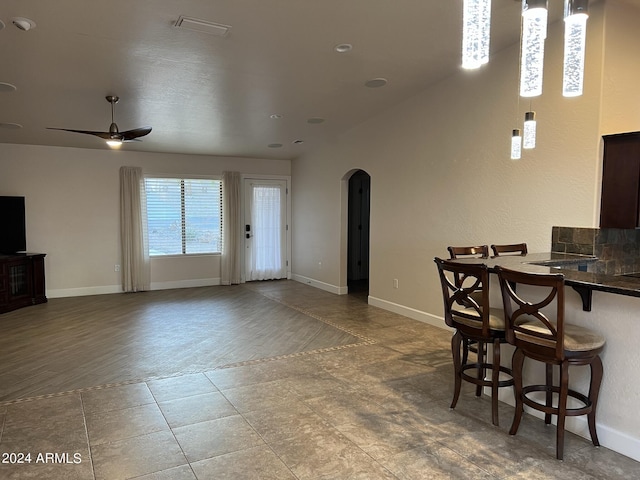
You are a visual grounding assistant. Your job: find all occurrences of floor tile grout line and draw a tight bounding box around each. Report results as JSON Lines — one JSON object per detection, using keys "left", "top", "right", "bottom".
{"left": 0, "top": 408, "right": 5, "bottom": 444}
{"left": 434, "top": 437, "right": 502, "bottom": 479}
{"left": 146, "top": 384, "right": 200, "bottom": 480}
{"left": 296, "top": 396, "right": 403, "bottom": 480}
{"left": 78, "top": 393, "right": 98, "bottom": 480}
{"left": 237, "top": 395, "right": 390, "bottom": 480}
{"left": 231, "top": 403, "right": 302, "bottom": 480}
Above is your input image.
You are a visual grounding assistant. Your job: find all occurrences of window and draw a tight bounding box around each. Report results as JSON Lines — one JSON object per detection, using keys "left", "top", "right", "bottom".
{"left": 145, "top": 177, "right": 222, "bottom": 255}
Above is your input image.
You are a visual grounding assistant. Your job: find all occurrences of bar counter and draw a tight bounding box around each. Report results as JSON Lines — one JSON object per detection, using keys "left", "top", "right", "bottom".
{"left": 450, "top": 252, "right": 640, "bottom": 311}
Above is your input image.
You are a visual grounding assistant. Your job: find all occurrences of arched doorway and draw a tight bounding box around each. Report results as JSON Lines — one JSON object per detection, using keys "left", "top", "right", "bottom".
{"left": 347, "top": 170, "right": 371, "bottom": 297}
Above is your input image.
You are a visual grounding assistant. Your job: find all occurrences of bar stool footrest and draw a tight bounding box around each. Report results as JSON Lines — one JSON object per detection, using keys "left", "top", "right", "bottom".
{"left": 522, "top": 385, "right": 593, "bottom": 417}
{"left": 460, "top": 363, "right": 514, "bottom": 388}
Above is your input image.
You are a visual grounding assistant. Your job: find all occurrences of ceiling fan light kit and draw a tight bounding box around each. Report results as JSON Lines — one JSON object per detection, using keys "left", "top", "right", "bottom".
{"left": 48, "top": 95, "right": 152, "bottom": 148}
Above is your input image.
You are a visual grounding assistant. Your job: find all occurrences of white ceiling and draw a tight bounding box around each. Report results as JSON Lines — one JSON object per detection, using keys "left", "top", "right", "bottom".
{"left": 0, "top": 0, "right": 618, "bottom": 160}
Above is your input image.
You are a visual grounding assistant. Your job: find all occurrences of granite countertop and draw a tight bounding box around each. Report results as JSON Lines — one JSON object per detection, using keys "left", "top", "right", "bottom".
{"left": 449, "top": 252, "right": 640, "bottom": 305}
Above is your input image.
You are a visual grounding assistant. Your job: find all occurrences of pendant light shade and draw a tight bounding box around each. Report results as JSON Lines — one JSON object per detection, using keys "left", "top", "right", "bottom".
{"left": 511, "top": 129, "right": 522, "bottom": 160}
{"left": 520, "top": 0, "right": 548, "bottom": 97}
{"left": 523, "top": 111, "right": 537, "bottom": 149}
{"left": 462, "top": 0, "right": 491, "bottom": 69}
{"left": 563, "top": 0, "right": 589, "bottom": 97}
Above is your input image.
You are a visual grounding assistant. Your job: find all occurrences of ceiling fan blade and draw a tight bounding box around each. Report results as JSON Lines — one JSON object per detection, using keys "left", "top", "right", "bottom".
{"left": 121, "top": 126, "right": 152, "bottom": 141}
{"left": 47, "top": 127, "right": 111, "bottom": 140}
{"left": 48, "top": 97, "right": 151, "bottom": 145}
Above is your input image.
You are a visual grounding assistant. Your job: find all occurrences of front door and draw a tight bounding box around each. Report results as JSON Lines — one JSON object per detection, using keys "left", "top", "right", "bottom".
{"left": 244, "top": 179, "right": 287, "bottom": 281}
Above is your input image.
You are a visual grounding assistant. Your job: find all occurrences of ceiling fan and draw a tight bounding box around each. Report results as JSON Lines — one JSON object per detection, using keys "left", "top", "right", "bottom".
{"left": 48, "top": 95, "right": 152, "bottom": 147}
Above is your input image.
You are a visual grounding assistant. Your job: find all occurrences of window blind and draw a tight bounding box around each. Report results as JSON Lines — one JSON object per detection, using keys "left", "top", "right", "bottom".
{"left": 145, "top": 177, "right": 222, "bottom": 255}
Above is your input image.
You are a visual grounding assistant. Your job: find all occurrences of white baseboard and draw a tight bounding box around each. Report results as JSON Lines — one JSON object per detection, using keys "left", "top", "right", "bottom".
{"left": 150, "top": 277, "right": 220, "bottom": 291}
{"left": 595, "top": 422, "right": 640, "bottom": 462}
{"left": 368, "top": 295, "right": 450, "bottom": 331}
{"left": 47, "top": 278, "right": 221, "bottom": 298}
{"left": 291, "top": 274, "right": 347, "bottom": 295}
{"left": 496, "top": 389, "right": 640, "bottom": 462}
{"left": 47, "top": 285, "right": 122, "bottom": 298}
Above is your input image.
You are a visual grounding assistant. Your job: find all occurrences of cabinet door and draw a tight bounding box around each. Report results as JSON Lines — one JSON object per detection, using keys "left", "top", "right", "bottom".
{"left": 7, "top": 259, "right": 31, "bottom": 301}
{"left": 599, "top": 133, "right": 640, "bottom": 228}
{"left": 0, "top": 261, "right": 7, "bottom": 308}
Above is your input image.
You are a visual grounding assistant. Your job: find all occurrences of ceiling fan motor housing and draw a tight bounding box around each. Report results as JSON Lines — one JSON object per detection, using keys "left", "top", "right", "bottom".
{"left": 107, "top": 96, "right": 122, "bottom": 138}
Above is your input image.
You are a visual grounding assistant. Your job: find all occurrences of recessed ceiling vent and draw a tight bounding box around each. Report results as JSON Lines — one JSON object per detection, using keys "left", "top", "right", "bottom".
{"left": 174, "top": 15, "right": 231, "bottom": 37}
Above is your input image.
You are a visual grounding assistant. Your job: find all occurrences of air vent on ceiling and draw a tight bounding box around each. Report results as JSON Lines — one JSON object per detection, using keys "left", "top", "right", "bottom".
{"left": 174, "top": 15, "right": 231, "bottom": 37}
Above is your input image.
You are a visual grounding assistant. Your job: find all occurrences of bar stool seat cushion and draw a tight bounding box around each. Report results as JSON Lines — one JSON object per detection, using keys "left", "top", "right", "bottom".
{"left": 454, "top": 307, "right": 506, "bottom": 331}
{"left": 516, "top": 322, "right": 606, "bottom": 352}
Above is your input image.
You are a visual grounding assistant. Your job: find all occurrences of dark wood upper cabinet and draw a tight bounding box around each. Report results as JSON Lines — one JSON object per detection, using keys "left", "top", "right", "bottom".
{"left": 599, "top": 132, "right": 640, "bottom": 229}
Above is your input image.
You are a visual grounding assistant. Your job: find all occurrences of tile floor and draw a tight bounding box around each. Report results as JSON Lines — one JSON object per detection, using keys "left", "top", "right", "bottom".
{"left": 0, "top": 281, "right": 639, "bottom": 479}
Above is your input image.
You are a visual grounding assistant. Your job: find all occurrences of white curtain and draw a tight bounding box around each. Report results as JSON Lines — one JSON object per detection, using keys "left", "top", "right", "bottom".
{"left": 248, "top": 185, "right": 282, "bottom": 280}
{"left": 119, "top": 166, "right": 150, "bottom": 292}
{"left": 221, "top": 171, "right": 242, "bottom": 285}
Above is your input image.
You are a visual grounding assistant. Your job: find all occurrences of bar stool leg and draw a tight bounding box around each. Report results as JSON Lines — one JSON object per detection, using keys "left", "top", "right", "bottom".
{"left": 450, "top": 331, "right": 463, "bottom": 409}
{"left": 545, "top": 364, "right": 553, "bottom": 425}
{"left": 509, "top": 348, "right": 525, "bottom": 436}
{"left": 462, "top": 338, "right": 470, "bottom": 366}
{"left": 556, "top": 362, "right": 570, "bottom": 460}
{"left": 588, "top": 356, "right": 604, "bottom": 447}
{"left": 491, "top": 338, "right": 501, "bottom": 426}
{"left": 476, "top": 340, "right": 485, "bottom": 397}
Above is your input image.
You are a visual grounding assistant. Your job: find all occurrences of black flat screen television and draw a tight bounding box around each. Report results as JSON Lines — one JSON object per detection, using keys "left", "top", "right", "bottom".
{"left": 0, "top": 196, "right": 27, "bottom": 254}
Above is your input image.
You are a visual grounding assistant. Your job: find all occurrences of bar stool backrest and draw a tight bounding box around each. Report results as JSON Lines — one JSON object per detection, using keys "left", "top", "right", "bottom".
{"left": 435, "top": 257, "right": 492, "bottom": 339}
{"left": 447, "top": 245, "right": 489, "bottom": 294}
{"left": 491, "top": 243, "right": 528, "bottom": 257}
{"left": 447, "top": 245, "right": 489, "bottom": 259}
{"left": 495, "top": 266, "right": 566, "bottom": 361}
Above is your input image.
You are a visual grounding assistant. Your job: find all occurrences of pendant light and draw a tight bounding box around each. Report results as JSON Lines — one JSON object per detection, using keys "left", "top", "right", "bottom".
{"left": 462, "top": 0, "right": 491, "bottom": 69}
{"left": 563, "top": 0, "right": 589, "bottom": 97}
{"left": 520, "top": 0, "right": 548, "bottom": 97}
{"left": 523, "top": 111, "right": 537, "bottom": 149}
{"left": 511, "top": 129, "right": 522, "bottom": 159}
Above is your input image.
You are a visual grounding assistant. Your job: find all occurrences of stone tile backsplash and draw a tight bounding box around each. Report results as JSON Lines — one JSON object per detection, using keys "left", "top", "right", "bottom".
{"left": 552, "top": 226, "right": 640, "bottom": 275}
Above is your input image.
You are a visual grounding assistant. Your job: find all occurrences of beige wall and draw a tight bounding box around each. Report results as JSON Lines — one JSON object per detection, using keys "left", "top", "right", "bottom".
{"left": 291, "top": 0, "right": 640, "bottom": 460}
{"left": 0, "top": 143, "right": 290, "bottom": 296}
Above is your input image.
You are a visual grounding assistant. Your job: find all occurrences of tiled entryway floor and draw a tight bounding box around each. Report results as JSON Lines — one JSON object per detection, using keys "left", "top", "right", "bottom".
{"left": 0, "top": 280, "right": 638, "bottom": 479}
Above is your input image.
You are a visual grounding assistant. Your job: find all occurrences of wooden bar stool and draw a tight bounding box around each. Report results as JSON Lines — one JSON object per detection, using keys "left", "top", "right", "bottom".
{"left": 447, "top": 245, "right": 489, "bottom": 367}
{"left": 491, "top": 243, "right": 528, "bottom": 257}
{"left": 495, "top": 266, "right": 605, "bottom": 460}
{"left": 434, "top": 258, "right": 513, "bottom": 426}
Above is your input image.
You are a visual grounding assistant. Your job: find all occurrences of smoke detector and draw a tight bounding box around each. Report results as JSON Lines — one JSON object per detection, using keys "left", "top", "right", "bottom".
{"left": 12, "top": 17, "right": 36, "bottom": 31}
{"left": 365, "top": 78, "right": 388, "bottom": 88}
